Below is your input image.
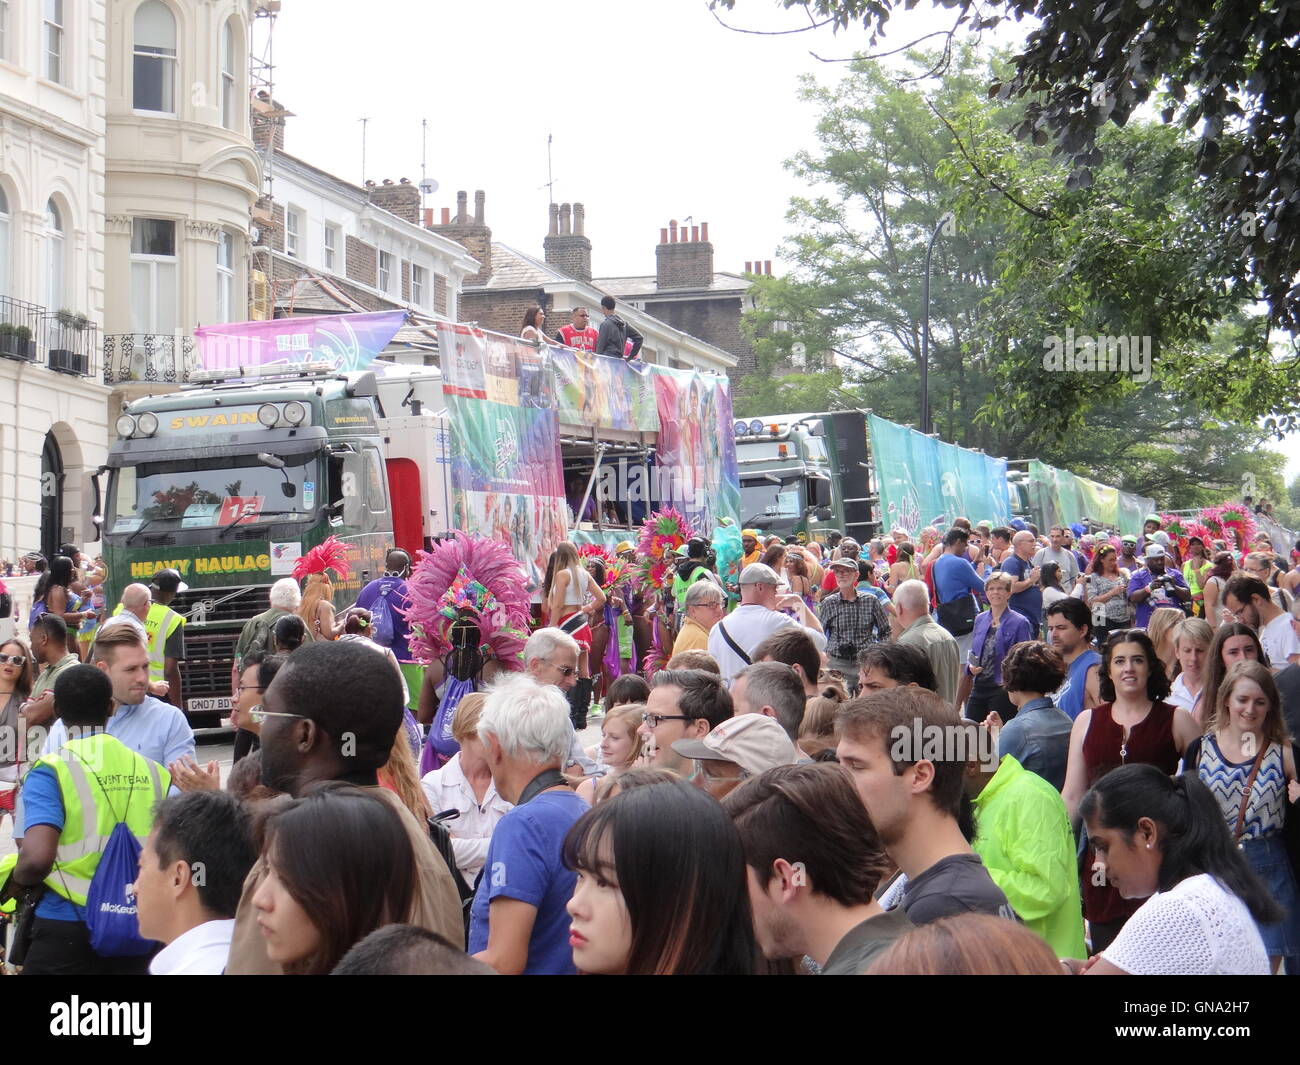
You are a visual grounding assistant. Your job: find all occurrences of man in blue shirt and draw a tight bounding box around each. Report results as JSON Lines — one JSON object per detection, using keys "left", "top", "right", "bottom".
{"left": 38, "top": 621, "right": 194, "bottom": 768}
{"left": 354, "top": 549, "right": 414, "bottom": 662}
{"left": 999, "top": 530, "right": 1043, "bottom": 631}
{"left": 1044, "top": 598, "right": 1101, "bottom": 720}
{"left": 469, "top": 674, "right": 589, "bottom": 975}
{"left": 932, "top": 528, "right": 987, "bottom": 658}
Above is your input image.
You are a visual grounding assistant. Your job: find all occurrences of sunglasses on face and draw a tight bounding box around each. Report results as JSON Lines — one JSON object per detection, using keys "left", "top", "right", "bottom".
{"left": 0, "top": 654, "right": 25, "bottom": 667}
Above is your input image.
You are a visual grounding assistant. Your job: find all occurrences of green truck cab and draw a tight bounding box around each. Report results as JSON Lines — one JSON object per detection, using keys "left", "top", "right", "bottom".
{"left": 734, "top": 411, "right": 876, "bottom": 543}
{"left": 96, "top": 363, "right": 405, "bottom": 726}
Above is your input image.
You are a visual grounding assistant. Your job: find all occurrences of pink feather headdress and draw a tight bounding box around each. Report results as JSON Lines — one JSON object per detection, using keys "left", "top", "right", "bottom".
{"left": 403, "top": 532, "right": 532, "bottom": 665}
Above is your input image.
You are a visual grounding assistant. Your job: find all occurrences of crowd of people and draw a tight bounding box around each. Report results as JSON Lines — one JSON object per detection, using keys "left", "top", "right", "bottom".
{"left": 2, "top": 509, "right": 1300, "bottom": 977}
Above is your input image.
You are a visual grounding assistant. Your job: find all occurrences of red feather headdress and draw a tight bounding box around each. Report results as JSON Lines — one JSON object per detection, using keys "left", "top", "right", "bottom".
{"left": 291, "top": 536, "right": 351, "bottom": 582}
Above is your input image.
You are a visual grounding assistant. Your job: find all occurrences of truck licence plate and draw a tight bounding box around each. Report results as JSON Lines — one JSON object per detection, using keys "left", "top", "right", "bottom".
{"left": 187, "top": 696, "right": 232, "bottom": 714}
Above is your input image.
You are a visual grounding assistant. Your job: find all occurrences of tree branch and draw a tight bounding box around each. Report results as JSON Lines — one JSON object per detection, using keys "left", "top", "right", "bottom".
{"left": 927, "top": 101, "right": 1054, "bottom": 221}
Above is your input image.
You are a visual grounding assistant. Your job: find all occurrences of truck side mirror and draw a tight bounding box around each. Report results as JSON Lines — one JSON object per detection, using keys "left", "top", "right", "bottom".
{"left": 809, "top": 477, "right": 831, "bottom": 508}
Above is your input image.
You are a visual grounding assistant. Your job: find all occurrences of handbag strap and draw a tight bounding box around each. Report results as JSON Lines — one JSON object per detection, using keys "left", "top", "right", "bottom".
{"left": 1234, "top": 741, "right": 1269, "bottom": 841}
{"left": 716, "top": 621, "right": 751, "bottom": 666}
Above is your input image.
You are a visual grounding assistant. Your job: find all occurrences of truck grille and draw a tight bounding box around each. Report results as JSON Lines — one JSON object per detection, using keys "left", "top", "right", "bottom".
{"left": 182, "top": 629, "right": 239, "bottom": 702}
{"left": 170, "top": 585, "right": 271, "bottom": 626}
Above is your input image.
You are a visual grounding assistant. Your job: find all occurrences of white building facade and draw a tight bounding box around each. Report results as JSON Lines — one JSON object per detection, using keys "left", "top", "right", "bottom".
{"left": 0, "top": 0, "right": 261, "bottom": 566}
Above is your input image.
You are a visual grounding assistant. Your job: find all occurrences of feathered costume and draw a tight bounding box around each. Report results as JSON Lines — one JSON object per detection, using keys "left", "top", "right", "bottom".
{"left": 634, "top": 508, "right": 695, "bottom": 677}
{"left": 1200, "top": 502, "right": 1257, "bottom": 558}
{"left": 292, "top": 536, "right": 351, "bottom": 582}
{"left": 403, "top": 532, "right": 530, "bottom": 771}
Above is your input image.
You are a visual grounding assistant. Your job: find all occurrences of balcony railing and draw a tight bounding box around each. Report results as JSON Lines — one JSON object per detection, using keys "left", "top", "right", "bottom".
{"left": 103, "top": 333, "right": 198, "bottom": 385}
{"left": 40, "top": 311, "right": 99, "bottom": 378}
{"left": 0, "top": 296, "right": 42, "bottom": 363}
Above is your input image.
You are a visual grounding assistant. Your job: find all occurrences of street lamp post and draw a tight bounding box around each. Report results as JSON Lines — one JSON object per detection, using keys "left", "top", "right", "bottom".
{"left": 920, "top": 216, "right": 947, "bottom": 437}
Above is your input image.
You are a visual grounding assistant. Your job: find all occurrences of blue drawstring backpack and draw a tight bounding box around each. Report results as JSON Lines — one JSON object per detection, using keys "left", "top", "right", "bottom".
{"left": 63, "top": 750, "right": 158, "bottom": 957}
{"left": 370, "top": 583, "right": 396, "bottom": 648}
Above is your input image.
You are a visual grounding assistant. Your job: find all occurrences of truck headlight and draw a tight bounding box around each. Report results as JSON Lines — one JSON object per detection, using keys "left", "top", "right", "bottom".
{"left": 136, "top": 412, "right": 159, "bottom": 436}
{"left": 257, "top": 403, "right": 279, "bottom": 427}
{"left": 116, "top": 414, "right": 137, "bottom": 438}
{"left": 282, "top": 401, "right": 306, "bottom": 426}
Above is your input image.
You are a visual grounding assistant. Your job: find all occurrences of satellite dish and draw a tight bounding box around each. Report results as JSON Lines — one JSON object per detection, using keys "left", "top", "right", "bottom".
{"left": 419, "top": 178, "right": 438, "bottom": 195}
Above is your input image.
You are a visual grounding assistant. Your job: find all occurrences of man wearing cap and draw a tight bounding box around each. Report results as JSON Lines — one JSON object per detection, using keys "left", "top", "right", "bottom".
{"left": 819, "top": 537, "right": 861, "bottom": 596}
{"left": 615, "top": 540, "right": 636, "bottom": 563}
{"left": 708, "top": 564, "right": 826, "bottom": 685}
{"left": 1118, "top": 534, "right": 1143, "bottom": 574}
{"left": 672, "top": 713, "right": 800, "bottom": 801}
{"left": 112, "top": 575, "right": 186, "bottom": 707}
{"left": 1127, "top": 544, "right": 1190, "bottom": 628}
{"left": 819, "top": 558, "right": 888, "bottom": 692}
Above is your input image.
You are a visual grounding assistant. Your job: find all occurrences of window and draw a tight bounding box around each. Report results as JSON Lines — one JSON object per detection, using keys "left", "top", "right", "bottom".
{"left": 129, "top": 218, "right": 177, "bottom": 334}
{"left": 46, "top": 199, "right": 64, "bottom": 311}
{"left": 0, "top": 2, "right": 9, "bottom": 65}
{"left": 323, "top": 224, "right": 338, "bottom": 271}
{"left": 378, "top": 250, "right": 392, "bottom": 293}
{"left": 363, "top": 448, "right": 387, "bottom": 513}
{"left": 410, "top": 264, "right": 425, "bottom": 307}
{"left": 217, "top": 231, "right": 234, "bottom": 323}
{"left": 221, "top": 19, "right": 237, "bottom": 129}
{"left": 0, "top": 188, "right": 9, "bottom": 299}
{"left": 43, "top": 0, "right": 63, "bottom": 83}
{"left": 133, "top": 2, "right": 176, "bottom": 112}
{"left": 285, "top": 208, "right": 300, "bottom": 257}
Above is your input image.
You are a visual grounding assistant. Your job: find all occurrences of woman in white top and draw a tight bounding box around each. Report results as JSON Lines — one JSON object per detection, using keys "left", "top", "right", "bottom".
{"left": 1200, "top": 551, "right": 1237, "bottom": 629}
{"left": 520, "top": 304, "right": 548, "bottom": 344}
{"left": 542, "top": 541, "right": 606, "bottom": 674}
{"left": 1165, "top": 617, "right": 1212, "bottom": 723}
{"left": 419, "top": 692, "right": 512, "bottom": 888}
{"left": 1067, "top": 764, "right": 1277, "bottom": 975}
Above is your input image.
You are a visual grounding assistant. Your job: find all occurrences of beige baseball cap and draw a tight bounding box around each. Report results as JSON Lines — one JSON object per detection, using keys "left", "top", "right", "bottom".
{"left": 739, "top": 563, "right": 781, "bottom": 586}
{"left": 672, "top": 714, "right": 799, "bottom": 777}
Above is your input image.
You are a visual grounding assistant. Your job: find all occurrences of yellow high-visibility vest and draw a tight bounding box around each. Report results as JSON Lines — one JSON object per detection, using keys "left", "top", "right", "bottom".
{"left": 31, "top": 734, "right": 168, "bottom": 907}
{"left": 111, "top": 602, "right": 184, "bottom": 682}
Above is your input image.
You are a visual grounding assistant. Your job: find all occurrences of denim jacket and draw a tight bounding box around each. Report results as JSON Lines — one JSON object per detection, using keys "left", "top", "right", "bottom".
{"left": 967, "top": 608, "right": 1033, "bottom": 686}
{"left": 995, "top": 697, "right": 1073, "bottom": 791}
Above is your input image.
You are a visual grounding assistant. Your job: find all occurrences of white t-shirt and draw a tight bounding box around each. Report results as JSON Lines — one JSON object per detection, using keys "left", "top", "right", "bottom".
{"left": 1166, "top": 673, "right": 1203, "bottom": 716}
{"left": 1260, "top": 610, "right": 1300, "bottom": 668}
{"left": 149, "top": 919, "right": 236, "bottom": 975}
{"left": 1101, "top": 874, "right": 1269, "bottom": 975}
{"left": 707, "top": 603, "right": 827, "bottom": 685}
{"left": 420, "top": 752, "right": 513, "bottom": 886}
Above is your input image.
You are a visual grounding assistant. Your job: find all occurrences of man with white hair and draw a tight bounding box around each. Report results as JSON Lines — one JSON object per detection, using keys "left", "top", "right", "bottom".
{"left": 893, "top": 579, "right": 960, "bottom": 704}
{"left": 468, "top": 673, "right": 589, "bottom": 975}
{"left": 522, "top": 627, "right": 598, "bottom": 776}
{"left": 672, "top": 580, "right": 727, "bottom": 655}
{"left": 708, "top": 563, "right": 826, "bottom": 685}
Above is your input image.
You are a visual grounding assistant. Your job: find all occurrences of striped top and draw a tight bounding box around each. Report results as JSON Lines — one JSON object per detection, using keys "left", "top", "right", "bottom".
{"left": 1192, "top": 736, "right": 1287, "bottom": 841}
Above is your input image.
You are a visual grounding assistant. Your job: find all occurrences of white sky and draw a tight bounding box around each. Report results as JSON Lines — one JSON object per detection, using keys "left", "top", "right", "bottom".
{"left": 268, "top": 0, "right": 1300, "bottom": 483}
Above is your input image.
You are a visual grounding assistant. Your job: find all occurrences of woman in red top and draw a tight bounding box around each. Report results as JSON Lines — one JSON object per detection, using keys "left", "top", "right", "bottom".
{"left": 1061, "top": 629, "right": 1200, "bottom": 954}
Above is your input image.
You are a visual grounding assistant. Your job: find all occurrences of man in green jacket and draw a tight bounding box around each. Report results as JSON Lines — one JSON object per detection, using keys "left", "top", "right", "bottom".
{"left": 967, "top": 748, "right": 1086, "bottom": 959}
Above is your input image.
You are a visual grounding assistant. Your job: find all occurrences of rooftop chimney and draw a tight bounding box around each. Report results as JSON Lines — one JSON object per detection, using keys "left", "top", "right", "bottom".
{"left": 544, "top": 200, "right": 593, "bottom": 283}
{"left": 656, "top": 218, "right": 714, "bottom": 289}
{"left": 368, "top": 177, "right": 421, "bottom": 225}
{"left": 428, "top": 189, "right": 492, "bottom": 284}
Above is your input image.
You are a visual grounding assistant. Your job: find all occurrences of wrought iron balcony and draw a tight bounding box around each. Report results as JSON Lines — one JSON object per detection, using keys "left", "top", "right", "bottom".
{"left": 103, "top": 333, "right": 198, "bottom": 385}
{"left": 41, "top": 311, "right": 99, "bottom": 377}
{"left": 0, "top": 296, "right": 42, "bottom": 363}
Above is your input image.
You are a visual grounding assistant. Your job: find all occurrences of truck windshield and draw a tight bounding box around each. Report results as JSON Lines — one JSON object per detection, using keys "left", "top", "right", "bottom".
{"left": 109, "top": 453, "right": 318, "bottom": 532}
{"left": 740, "top": 475, "right": 804, "bottom": 526}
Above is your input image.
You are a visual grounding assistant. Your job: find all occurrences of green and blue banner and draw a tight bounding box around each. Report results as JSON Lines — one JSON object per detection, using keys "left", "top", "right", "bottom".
{"left": 868, "top": 414, "right": 1010, "bottom": 534}
{"left": 1027, "top": 460, "right": 1156, "bottom": 535}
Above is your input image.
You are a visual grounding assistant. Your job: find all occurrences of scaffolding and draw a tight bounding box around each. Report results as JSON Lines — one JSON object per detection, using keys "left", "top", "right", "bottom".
{"left": 248, "top": 2, "right": 288, "bottom": 320}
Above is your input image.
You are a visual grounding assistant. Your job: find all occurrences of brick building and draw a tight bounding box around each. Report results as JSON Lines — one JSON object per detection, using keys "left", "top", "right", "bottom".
{"left": 429, "top": 198, "right": 738, "bottom": 374}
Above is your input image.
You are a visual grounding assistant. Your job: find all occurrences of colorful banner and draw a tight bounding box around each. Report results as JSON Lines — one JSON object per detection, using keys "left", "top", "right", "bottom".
{"left": 195, "top": 310, "right": 408, "bottom": 372}
{"left": 868, "top": 415, "right": 1011, "bottom": 534}
{"left": 545, "top": 346, "right": 658, "bottom": 431}
{"left": 1027, "top": 460, "right": 1156, "bottom": 535}
{"left": 651, "top": 366, "right": 741, "bottom": 533}
{"left": 437, "top": 324, "right": 567, "bottom": 588}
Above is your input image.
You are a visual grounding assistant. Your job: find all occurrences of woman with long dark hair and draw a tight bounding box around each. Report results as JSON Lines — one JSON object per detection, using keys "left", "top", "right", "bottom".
{"left": 1061, "top": 629, "right": 1200, "bottom": 953}
{"left": 1082, "top": 545, "right": 1131, "bottom": 645}
{"left": 1184, "top": 661, "right": 1300, "bottom": 973}
{"left": 1070, "top": 764, "right": 1279, "bottom": 974}
{"left": 252, "top": 785, "right": 418, "bottom": 975}
{"left": 563, "top": 777, "right": 757, "bottom": 974}
{"left": 1201, "top": 623, "right": 1267, "bottom": 730}
{"left": 36, "top": 555, "right": 91, "bottom": 655}
{"left": 1201, "top": 550, "right": 1238, "bottom": 628}
{"left": 520, "top": 305, "right": 547, "bottom": 344}
{"left": 0, "top": 637, "right": 33, "bottom": 827}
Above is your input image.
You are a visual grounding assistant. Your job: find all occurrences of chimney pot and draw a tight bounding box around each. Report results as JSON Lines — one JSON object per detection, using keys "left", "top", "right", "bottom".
{"left": 573, "top": 202, "right": 585, "bottom": 236}
{"left": 765, "top": 260, "right": 772, "bottom": 275}
{"left": 423, "top": 207, "right": 433, "bottom": 227}
{"left": 660, "top": 227, "right": 669, "bottom": 244}
{"left": 475, "top": 190, "right": 485, "bottom": 225}
{"left": 441, "top": 207, "right": 450, "bottom": 225}
{"left": 383, "top": 178, "right": 393, "bottom": 186}
{"left": 691, "top": 225, "right": 699, "bottom": 242}
{"left": 744, "top": 261, "right": 752, "bottom": 273}
{"left": 669, "top": 219, "right": 678, "bottom": 242}
{"left": 559, "top": 203, "right": 572, "bottom": 236}
{"left": 701, "top": 222, "right": 709, "bottom": 242}
{"left": 456, "top": 190, "right": 468, "bottom": 223}
{"left": 548, "top": 202, "right": 560, "bottom": 236}
{"left": 365, "top": 180, "right": 376, "bottom": 188}
{"left": 400, "top": 177, "right": 410, "bottom": 185}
